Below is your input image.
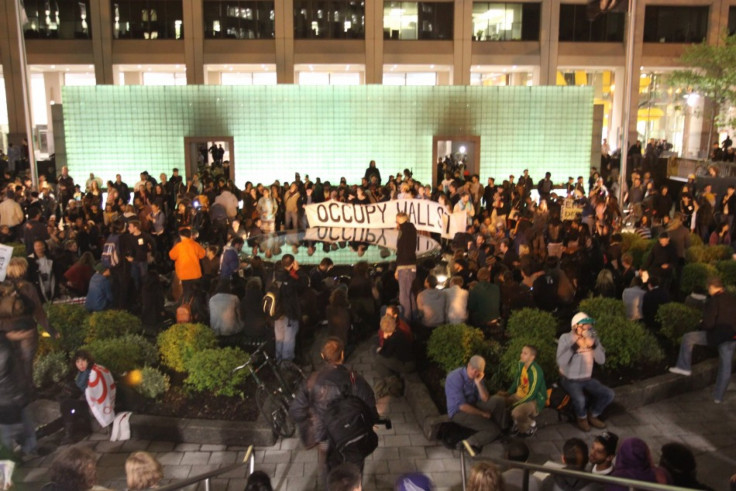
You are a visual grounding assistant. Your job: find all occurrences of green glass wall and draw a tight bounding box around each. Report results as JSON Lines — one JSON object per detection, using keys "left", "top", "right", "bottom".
{"left": 61, "top": 85, "right": 593, "bottom": 186}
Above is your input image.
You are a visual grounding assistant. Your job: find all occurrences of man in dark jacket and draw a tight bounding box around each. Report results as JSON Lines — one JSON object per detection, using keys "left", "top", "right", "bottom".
{"left": 669, "top": 277, "right": 736, "bottom": 403}
{"left": 290, "top": 337, "right": 378, "bottom": 489}
{"left": 0, "top": 331, "right": 37, "bottom": 456}
{"left": 642, "top": 232, "right": 678, "bottom": 287}
{"left": 395, "top": 212, "right": 417, "bottom": 322}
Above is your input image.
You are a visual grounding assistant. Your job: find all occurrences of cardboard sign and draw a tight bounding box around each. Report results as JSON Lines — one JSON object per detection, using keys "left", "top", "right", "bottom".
{"left": 0, "top": 244, "right": 14, "bottom": 282}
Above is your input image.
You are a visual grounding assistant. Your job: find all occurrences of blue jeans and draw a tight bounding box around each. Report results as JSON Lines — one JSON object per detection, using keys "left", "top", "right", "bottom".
{"left": 0, "top": 406, "right": 37, "bottom": 454}
{"left": 397, "top": 268, "right": 416, "bottom": 323}
{"left": 675, "top": 330, "right": 736, "bottom": 401}
{"left": 274, "top": 317, "right": 299, "bottom": 362}
{"left": 130, "top": 261, "right": 148, "bottom": 291}
{"left": 560, "top": 377, "right": 615, "bottom": 419}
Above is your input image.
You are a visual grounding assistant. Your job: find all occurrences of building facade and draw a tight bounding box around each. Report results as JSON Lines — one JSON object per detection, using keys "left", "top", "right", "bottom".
{"left": 1, "top": 0, "right": 735, "bottom": 163}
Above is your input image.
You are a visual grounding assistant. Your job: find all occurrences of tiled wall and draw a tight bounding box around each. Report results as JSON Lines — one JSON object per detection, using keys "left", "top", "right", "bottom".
{"left": 61, "top": 85, "right": 593, "bottom": 187}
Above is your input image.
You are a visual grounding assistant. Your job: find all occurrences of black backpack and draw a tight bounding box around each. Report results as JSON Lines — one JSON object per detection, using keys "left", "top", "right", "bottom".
{"left": 324, "top": 369, "right": 378, "bottom": 463}
{"left": 546, "top": 383, "right": 574, "bottom": 421}
{"left": 0, "top": 281, "right": 34, "bottom": 319}
{"left": 262, "top": 280, "right": 282, "bottom": 319}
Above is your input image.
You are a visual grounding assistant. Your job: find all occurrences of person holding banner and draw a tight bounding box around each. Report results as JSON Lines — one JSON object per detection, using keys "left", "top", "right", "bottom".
{"left": 74, "top": 350, "right": 116, "bottom": 431}
{"left": 395, "top": 212, "right": 417, "bottom": 322}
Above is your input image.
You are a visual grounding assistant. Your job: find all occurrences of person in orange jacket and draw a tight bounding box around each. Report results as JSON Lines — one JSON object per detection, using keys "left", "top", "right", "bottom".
{"left": 169, "top": 228, "right": 206, "bottom": 299}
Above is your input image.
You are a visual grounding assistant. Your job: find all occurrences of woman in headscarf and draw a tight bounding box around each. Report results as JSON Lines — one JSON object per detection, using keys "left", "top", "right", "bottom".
{"left": 606, "top": 437, "right": 668, "bottom": 491}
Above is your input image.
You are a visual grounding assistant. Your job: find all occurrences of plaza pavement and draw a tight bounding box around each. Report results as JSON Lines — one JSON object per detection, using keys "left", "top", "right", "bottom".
{"left": 14, "top": 340, "right": 736, "bottom": 491}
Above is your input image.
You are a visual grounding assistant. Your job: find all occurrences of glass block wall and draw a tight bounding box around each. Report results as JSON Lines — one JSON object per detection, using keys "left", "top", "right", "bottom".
{"left": 61, "top": 85, "right": 593, "bottom": 186}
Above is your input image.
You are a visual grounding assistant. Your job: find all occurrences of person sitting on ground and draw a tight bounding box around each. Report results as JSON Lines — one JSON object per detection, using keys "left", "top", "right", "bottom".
{"left": 668, "top": 276, "right": 736, "bottom": 403}
{"left": 607, "top": 437, "right": 669, "bottom": 490}
{"left": 445, "top": 355, "right": 507, "bottom": 452}
{"left": 85, "top": 265, "right": 114, "bottom": 312}
{"left": 416, "top": 274, "right": 446, "bottom": 329}
{"left": 467, "top": 461, "right": 505, "bottom": 491}
{"left": 245, "top": 470, "right": 274, "bottom": 491}
{"left": 549, "top": 438, "right": 596, "bottom": 491}
{"left": 125, "top": 451, "right": 163, "bottom": 490}
{"left": 328, "top": 462, "right": 362, "bottom": 491}
{"left": 378, "top": 305, "right": 413, "bottom": 347}
{"left": 497, "top": 345, "right": 546, "bottom": 437}
{"left": 41, "top": 445, "right": 113, "bottom": 490}
{"left": 374, "top": 314, "right": 415, "bottom": 398}
{"left": 208, "top": 279, "right": 244, "bottom": 336}
{"left": 556, "top": 312, "right": 614, "bottom": 432}
{"left": 588, "top": 432, "right": 618, "bottom": 475}
{"left": 658, "top": 442, "right": 712, "bottom": 490}
{"left": 467, "top": 267, "right": 501, "bottom": 329}
{"left": 502, "top": 439, "right": 542, "bottom": 491}
{"left": 327, "top": 287, "right": 352, "bottom": 348}
{"left": 444, "top": 275, "right": 469, "bottom": 324}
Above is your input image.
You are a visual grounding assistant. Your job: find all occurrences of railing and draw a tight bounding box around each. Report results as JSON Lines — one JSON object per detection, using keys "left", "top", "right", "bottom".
{"left": 458, "top": 442, "right": 695, "bottom": 491}
{"left": 157, "top": 445, "right": 255, "bottom": 491}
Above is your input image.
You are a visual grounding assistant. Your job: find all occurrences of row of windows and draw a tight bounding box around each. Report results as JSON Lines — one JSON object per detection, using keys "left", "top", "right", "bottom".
{"left": 21, "top": 0, "right": 716, "bottom": 43}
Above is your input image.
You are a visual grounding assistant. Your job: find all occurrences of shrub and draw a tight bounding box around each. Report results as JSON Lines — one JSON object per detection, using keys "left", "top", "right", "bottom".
{"left": 577, "top": 298, "right": 626, "bottom": 321}
{"left": 427, "top": 324, "right": 499, "bottom": 376}
{"left": 680, "top": 263, "right": 718, "bottom": 294}
{"left": 158, "top": 323, "right": 218, "bottom": 373}
{"left": 45, "top": 303, "right": 91, "bottom": 353}
{"left": 133, "top": 366, "right": 171, "bottom": 399}
{"left": 689, "top": 233, "right": 703, "bottom": 247}
{"left": 595, "top": 315, "right": 664, "bottom": 371}
{"left": 84, "top": 310, "right": 142, "bottom": 344}
{"left": 656, "top": 303, "right": 702, "bottom": 346}
{"left": 686, "top": 245, "right": 733, "bottom": 264}
{"left": 185, "top": 347, "right": 250, "bottom": 397}
{"left": 622, "top": 235, "right": 655, "bottom": 269}
{"left": 33, "top": 352, "right": 70, "bottom": 388}
{"left": 716, "top": 260, "right": 736, "bottom": 287}
{"left": 82, "top": 334, "right": 158, "bottom": 375}
{"left": 506, "top": 308, "right": 557, "bottom": 339}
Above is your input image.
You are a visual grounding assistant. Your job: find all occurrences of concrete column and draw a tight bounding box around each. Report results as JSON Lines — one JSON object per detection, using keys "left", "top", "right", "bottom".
{"left": 453, "top": 0, "right": 472, "bottom": 85}
{"left": 365, "top": 0, "right": 384, "bottom": 83}
{"left": 275, "top": 0, "right": 294, "bottom": 83}
{"left": 184, "top": 0, "right": 205, "bottom": 84}
{"left": 611, "top": 67, "right": 625, "bottom": 152}
{"left": 623, "top": 0, "right": 646, "bottom": 149}
{"left": 43, "top": 72, "right": 63, "bottom": 154}
{"left": 539, "top": 0, "right": 560, "bottom": 85}
{"left": 90, "top": 0, "right": 114, "bottom": 84}
{"left": 0, "top": 0, "right": 36, "bottom": 183}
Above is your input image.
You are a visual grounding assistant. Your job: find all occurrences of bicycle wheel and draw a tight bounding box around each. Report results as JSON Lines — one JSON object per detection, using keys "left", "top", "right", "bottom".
{"left": 256, "top": 386, "right": 296, "bottom": 438}
{"left": 278, "top": 360, "right": 306, "bottom": 395}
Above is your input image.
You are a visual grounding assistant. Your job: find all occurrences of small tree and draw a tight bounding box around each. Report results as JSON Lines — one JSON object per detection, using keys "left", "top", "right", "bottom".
{"left": 669, "top": 34, "right": 736, "bottom": 151}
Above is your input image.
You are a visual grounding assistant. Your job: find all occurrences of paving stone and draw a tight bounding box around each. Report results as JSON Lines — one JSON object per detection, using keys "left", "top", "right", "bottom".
{"left": 121, "top": 439, "right": 152, "bottom": 452}
{"left": 181, "top": 451, "right": 213, "bottom": 465}
{"left": 157, "top": 451, "right": 185, "bottom": 465}
{"left": 148, "top": 441, "right": 176, "bottom": 452}
{"left": 201, "top": 444, "right": 227, "bottom": 451}
{"left": 262, "top": 449, "right": 293, "bottom": 464}
{"left": 209, "top": 451, "right": 238, "bottom": 465}
{"left": 95, "top": 440, "right": 126, "bottom": 453}
{"left": 227, "top": 478, "right": 250, "bottom": 490}
{"left": 383, "top": 434, "right": 412, "bottom": 447}
{"left": 175, "top": 443, "right": 202, "bottom": 451}
{"left": 187, "top": 463, "right": 221, "bottom": 477}
{"left": 163, "top": 464, "right": 192, "bottom": 479}
{"left": 399, "top": 446, "right": 428, "bottom": 459}
{"left": 97, "top": 452, "right": 129, "bottom": 468}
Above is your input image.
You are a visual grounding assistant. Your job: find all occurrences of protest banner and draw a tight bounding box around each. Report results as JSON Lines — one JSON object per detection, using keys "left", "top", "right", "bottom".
{"left": 304, "top": 227, "right": 440, "bottom": 255}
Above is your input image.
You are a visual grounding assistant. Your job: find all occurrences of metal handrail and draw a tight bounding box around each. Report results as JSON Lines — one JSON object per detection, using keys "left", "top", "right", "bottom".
{"left": 157, "top": 445, "right": 255, "bottom": 491}
{"left": 459, "top": 443, "right": 696, "bottom": 491}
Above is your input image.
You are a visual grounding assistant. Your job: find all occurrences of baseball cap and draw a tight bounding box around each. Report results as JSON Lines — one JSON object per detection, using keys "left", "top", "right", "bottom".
{"left": 571, "top": 312, "right": 595, "bottom": 327}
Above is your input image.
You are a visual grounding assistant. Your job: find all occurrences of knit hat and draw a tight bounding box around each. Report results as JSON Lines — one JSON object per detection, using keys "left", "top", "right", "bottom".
{"left": 395, "top": 473, "right": 434, "bottom": 491}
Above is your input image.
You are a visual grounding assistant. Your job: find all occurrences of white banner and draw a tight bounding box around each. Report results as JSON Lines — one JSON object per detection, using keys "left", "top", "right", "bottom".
{"left": 85, "top": 365, "right": 117, "bottom": 428}
{"left": 0, "top": 244, "right": 13, "bottom": 282}
{"left": 304, "top": 199, "right": 467, "bottom": 238}
{"left": 304, "top": 227, "right": 440, "bottom": 255}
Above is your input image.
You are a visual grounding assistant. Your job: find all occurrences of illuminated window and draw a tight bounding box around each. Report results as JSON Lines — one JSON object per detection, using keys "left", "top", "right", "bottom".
{"left": 559, "top": 4, "right": 624, "bottom": 42}
{"left": 23, "top": 0, "right": 91, "bottom": 39}
{"left": 383, "top": 2, "right": 453, "bottom": 40}
{"left": 64, "top": 73, "right": 97, "bottom": 86}
{"left": 383, "top": 72, "right": 437, "bottom": 85}
{"left": 471, "top": 3, "right": 540, "bottom": 41}
{"left": 112, "top": 0, "right": 184, "bottom": 39}
{"left": 203, "top": 0, "right": 275, "bottom": 39}
{"left": 294, "top": 0, "right": 365, "bottom": 39}
{"left": 298, "top": 71, "right": 361, "bottom": 85}
{"left": 470, "top": 71, "right": 533, "bottom": 86}
{"left": 142, "top": 72, "right": 187, "bottom": 85}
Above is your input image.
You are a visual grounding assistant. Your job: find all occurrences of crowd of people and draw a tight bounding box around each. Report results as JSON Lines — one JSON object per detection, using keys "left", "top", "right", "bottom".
{"left": 1, "top": 154, "right": 735, "bottom": 490}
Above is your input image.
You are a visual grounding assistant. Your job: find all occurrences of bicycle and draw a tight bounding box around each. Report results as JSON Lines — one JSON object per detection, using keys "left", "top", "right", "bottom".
{"left": 232, "top": 341, "right": 306, "bottom": 438}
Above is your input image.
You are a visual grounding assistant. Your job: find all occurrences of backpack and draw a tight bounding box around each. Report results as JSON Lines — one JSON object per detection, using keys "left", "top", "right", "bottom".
{"left": 546, "top": 384, "right": 574, "bottom": 421}
{"left": 262, "top": 281, "right": 282, "bottom": 319}
{"left": 100, "top": 234, "right": 120, "bottom": 269}
{"left": 325, "top": 370, "right": 378, "bottom": 463}
{"left": 0, "top": 281, "right": 34, "bottom": 319}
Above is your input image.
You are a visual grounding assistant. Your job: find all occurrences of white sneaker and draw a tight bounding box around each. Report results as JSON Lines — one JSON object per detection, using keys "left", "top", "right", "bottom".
{"left": 668, "top": 367, "right": 691, "bottom": 376}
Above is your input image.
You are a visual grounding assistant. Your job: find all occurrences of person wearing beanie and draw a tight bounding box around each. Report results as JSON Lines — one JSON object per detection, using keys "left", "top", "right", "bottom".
{"left": 556, "top": 312, "right": 614, "bottom": 432}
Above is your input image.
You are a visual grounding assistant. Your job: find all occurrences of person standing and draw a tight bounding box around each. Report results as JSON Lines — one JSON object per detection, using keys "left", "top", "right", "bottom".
{"left": 669, "top": 276, "right": 736, "bottom": 403}
{"left": 395, "top": 212, "right": 417, "bottom": 322}
{"left": 290, "top": 337, "right": 378, "bottom": 489}
{"left": 556, "top": 312, "right": 614, "bottom": 432}
{"left": 169, "top": 228, "right": 206, "bottom": 300}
